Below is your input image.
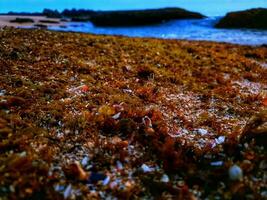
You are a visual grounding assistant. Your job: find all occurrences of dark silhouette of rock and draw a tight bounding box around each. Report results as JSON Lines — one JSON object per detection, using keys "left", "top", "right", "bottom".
{"left": 89, "top": 8, "right": 205, "bottom": 27}
{"left": 42, "top": 9, "right": 61, "bottom": 18}
{"left": 38, "top": 20, "right": 59, "bottom": 24}
{"left": 6, "top": 11, "right": 42, "bottom": 16}
{"left": 215, "top": 8, "right": 267, "bottom": 29}
{"left": 10, "top": 18, "right": 34, "bottom": 23}
{"left": 34, "top": 24, "right": 48, "bottom": 29}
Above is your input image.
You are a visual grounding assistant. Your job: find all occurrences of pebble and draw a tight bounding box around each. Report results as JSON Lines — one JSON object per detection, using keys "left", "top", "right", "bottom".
{"left": 210, "top": 161, "right": 223, "bottom": 166}
{"left": 54, "top": 184, "right": 65, "bottom": 192}
{"left": 215, "top": 136, "right": 225, "bottom": 145}
{"left": 81, "top": 156, "right": 90, "bottom": 167}
{"left": 116, "top": 160, "right": 123, "bottom": 170}
{"left": 197, "top": 128, "right": 208, "bottom": 135}
{"left": 102, "top": 176, "right": 110, "bottom": 186}
{"left": 112, "top": 112, "right": 121, "bottom": 120}
{"left": 229, "top": 164, "right": 243, "bottom": 181}
{"left": 160, "top": 174, "right": 170, "bottom": 183}
{"left": 122, "top": 89, "right": 133, "bottom": 94}
{"left": 141, "top": 164, "right": 153, "bottom": 173}
{"left": 64, "top": 184, "right": 72, "bottom": 199}
{"left": 0, "top": 89, "right": 6, "bottom": 96}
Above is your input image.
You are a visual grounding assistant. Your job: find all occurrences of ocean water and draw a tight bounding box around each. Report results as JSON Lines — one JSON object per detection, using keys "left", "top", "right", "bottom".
{"left": 49, "top": 17, "right": 267, "bottom": 45}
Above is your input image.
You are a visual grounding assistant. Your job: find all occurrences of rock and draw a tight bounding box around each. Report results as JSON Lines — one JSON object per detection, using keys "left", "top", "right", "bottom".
{"left": 197, "top": 128, "right": 208, "bottom": 135}
{"left": 229, "top": 165, "right": 243, "bottom": 181}
{"left": 81, "top": 156, "right": 90, "bottom": 167}
{"left": 89, "top": 8, "right": 205, "bottom": 27}
{"left": 215, "top": 8, "right": 267, "bottom": 29}
{"left": 34, "top": 24, "right": 48, "bottom": 29}
{"left": 112, "top": 112, "right": 121, "bottom": 120}
{"left": 10, "top": 18, "right": 34, "bottom": 23}
{"left": 215, "top": 136, "right": 225, "bottom": 145}
{"left": 116, "top": 160, "right": 123, "bottom": 170}
{"left": 141, "top": 164, "right": 153, "bottom": 173}
{"left": 63, "top": 184, "right": 73, "bottom": 199}
{"left": 38, "top": 20, "right": 59, "bottom": 24}
{"left": 210, "top": 161, "right": 223, "bottom": 166}
{"left": 102, "top": 176, "right": 110, "bottom": 185}
{"left": 160, "top": 174, "right": 170, "bottom": 183}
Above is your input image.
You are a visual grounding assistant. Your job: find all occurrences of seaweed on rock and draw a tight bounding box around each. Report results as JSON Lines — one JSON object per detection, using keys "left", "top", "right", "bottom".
{"left": 0, "top": 27, "right": 266, "bottom": 199}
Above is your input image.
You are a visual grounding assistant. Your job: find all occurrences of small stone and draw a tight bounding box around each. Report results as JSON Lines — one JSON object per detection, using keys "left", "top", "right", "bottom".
{"left": 19, "top": 151, "right": 27, "bottom": 157}
{"left": 64, "top": 184, "right": 72, "bottom": 199}
{"left": 215, "top": 136, "right": 225, "bottom": 144}
{"left": 259, "top": 160, "right": 267, "bottom": 170}
{"left": 141, "top": 164, "right": 153, "bottom": 173}
{"left": 210, "top": 161, "right": 223, "bottom": 166}
{"left": 81, "top": 156, "right": 90, "bottom": 167}
{"left": 112, "top": 112, "right": 121, "bottom": 120}
{"left": 229, "top": 164, "right": 243, "bottom": 181}
{"left": 54, "top": 184, "right": 65, "bottom": 192}
{"left": 122, "top": 89, "right": 133, "bottom": 94}
{"left": 197, "top": 128, "right": 208, "bottom": 135}
{"left": 102, "top": 176, "right": 110, "bottom": 186}
{"left": 160, "top": 174, "right": 170, "bottom": 183}
{"left": 116, "top": 160, "right": 123, "bottom": 170}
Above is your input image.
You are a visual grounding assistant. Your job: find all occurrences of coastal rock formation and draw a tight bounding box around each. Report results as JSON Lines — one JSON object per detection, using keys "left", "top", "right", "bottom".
{"left": 89, "top": 8, "right": 205, "bottom": 26}
{"left": 10, "top": 17, "right": 34, "bottom": 23}
{"left": 215, "top": 8, "right": 267, "bottom": 29}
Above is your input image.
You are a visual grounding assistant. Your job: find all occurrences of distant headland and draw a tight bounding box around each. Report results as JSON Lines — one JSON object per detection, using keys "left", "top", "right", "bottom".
{"left": 3, "top": 7, "right": 205, "bottom": 27}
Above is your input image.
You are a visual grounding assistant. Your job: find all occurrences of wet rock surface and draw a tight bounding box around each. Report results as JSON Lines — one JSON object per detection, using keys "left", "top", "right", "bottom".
{"left": 0, "top": 27, "right": 266, "bottom": 199}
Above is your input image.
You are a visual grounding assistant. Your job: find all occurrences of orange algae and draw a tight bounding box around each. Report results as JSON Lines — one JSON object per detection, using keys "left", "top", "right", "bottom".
{"left": 0, "top": 27, "right": 266, "bottom": 199}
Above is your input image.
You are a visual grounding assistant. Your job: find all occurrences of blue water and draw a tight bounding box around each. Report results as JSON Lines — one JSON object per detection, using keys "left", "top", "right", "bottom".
{"left": 49, "top": 17, "right": 267, "bottom": 45}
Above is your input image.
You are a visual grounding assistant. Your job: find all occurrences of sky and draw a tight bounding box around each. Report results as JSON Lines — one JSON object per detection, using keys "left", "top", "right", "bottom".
{"left": 0, "top": 0, "right": 266, "bottom": 16}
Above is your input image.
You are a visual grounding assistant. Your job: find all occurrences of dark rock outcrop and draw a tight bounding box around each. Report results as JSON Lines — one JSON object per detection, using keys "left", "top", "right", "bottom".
{"left": 89, "top": 8, "right": 205, "bottom": 27}
{"left": 10, "top": 18, "right": 34, "bottom": 23}
{"left": 215, "top": 8, "right": 267, "bottom": 29}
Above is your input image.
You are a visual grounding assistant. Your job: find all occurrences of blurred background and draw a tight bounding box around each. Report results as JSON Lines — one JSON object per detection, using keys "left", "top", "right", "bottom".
{"left": 0, "top": 0, "right": 266, "bottom": 45}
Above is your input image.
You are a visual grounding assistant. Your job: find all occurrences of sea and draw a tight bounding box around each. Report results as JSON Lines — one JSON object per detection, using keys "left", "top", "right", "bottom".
{"left": 1, "top": 0, "right": 267, "bottom": 45}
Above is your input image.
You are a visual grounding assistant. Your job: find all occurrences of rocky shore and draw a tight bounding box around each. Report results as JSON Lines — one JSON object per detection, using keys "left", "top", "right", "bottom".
{"left": 216, "top": 8, "right": 267, "bottom": 29}
{"left": 0, "top": 28, "right": 266, "bottom": 199}
{"left": 4, "top": 7, "right": 205, "bottom": 27}
{"left": 0, "top": 15, "right": 64, "bottom": 28}
{"left": 89, "top": 8, "right": 205, "bottom": 27}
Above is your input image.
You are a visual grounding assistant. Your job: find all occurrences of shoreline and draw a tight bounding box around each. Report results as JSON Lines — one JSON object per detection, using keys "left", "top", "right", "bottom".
{"left": 0, "top": 15, "right": 66, "bottom": 28}
{"left": 0, "top": 14, "right": 266, "bottom": 46}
